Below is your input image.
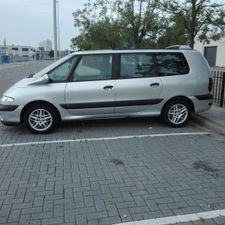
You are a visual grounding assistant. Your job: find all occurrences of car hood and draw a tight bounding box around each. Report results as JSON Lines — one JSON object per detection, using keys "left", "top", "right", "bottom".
{"left": 2, "top": 77, "right": 41, "bottom": 97}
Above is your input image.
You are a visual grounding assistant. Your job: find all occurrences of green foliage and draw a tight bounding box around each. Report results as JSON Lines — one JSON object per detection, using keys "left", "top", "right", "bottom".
{"left": 157, "top": 15, "right": 188, "bottom": 48}
{"left": 71, "top": 0, "right": 167, "bottom": 50}
{"left": 71, "top": 0, "right": 225, "bottom": 50}
{"left": 118, "top": 0, "right": 167, "bottom": 48}
{"left": 71, "top": 0, "right": 122, "bottom": 50}
{"left": 71, "top": 19, "right": 124, "bottom": 50}
{"left": 161, "top": 0, "right": 225, "bottom": 48}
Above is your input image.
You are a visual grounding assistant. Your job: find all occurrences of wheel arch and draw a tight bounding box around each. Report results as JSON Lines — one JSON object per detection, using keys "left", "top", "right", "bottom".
{"left": 161, "top": 96, "right": 195, "bottom": 115}
{"left": 20, "top": 100, "right": 61, "bottom": 123}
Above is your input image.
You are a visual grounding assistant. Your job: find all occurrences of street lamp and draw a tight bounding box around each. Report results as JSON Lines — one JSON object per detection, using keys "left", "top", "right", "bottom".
{"left": 53, "top": 0, "right": 58, "bottom": 60}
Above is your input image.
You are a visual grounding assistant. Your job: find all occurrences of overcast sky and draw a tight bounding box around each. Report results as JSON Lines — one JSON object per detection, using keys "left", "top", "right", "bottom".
{"left": 0, "top": 0, "right": 88, "bottom": 50}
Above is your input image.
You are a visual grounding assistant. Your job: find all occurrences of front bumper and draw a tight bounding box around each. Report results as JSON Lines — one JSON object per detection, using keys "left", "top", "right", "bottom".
{"left": 0, "top": 104, "right": 23, "bottom": 125}
{"left": 0, "top": 104, "right": 19, "bottom": 111}
{"left": 1, "top": 120, "right": 20, "bottom": 126}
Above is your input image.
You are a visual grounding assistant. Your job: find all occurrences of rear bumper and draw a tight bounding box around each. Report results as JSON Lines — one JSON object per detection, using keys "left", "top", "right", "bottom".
{"left": 195, "top": 94, "right": 213, "bottom": 100}
{"left": 191, "top": 94, "right": 213, "bottom": 113}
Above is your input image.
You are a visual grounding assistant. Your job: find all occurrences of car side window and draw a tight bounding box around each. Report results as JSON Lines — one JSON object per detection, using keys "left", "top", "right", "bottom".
{"left": 156, "top": 53, "right": 190, "bottom": 76}
{"left": 48, "top": 57, "right": 78, "bottom": 82}
{"left": 73, "top": 54, "right": 112, "bottom": 81}
{"left": 120, "top": 53, "right": 156, "bottom": 79}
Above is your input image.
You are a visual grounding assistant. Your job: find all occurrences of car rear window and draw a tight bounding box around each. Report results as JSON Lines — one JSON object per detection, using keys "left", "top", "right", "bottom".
{"left": 156, "top": 53, "right": 189, "bottom": 76}
{"left": 119, "top": 52, "right": 189, "bottom": 79}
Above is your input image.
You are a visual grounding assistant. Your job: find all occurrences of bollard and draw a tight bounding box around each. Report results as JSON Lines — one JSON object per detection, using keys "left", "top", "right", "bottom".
{"left": 220, "top": 72, "right": 225, "bottom": 107}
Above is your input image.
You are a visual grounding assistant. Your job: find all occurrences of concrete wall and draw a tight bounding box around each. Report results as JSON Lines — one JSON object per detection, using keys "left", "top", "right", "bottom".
{"left": 194, "top": 38, "right": 225, "bottom": 67}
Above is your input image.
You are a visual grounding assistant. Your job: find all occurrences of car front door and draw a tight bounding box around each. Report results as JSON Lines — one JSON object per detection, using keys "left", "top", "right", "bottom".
{"left": 115, "top": 53, "right": 163, "bottom": 114}
{"left": 64, "top": 54, "right": 115, "bottom": 116}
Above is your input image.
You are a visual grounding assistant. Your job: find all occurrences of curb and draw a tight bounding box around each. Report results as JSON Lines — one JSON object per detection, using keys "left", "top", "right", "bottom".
{"left": 191, "top": 114, "right": 225, "bottom": 136}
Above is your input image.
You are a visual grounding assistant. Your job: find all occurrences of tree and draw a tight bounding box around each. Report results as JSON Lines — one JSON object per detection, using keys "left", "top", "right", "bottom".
{"left": 71, "top": 19, "right": 124, "bottom": 50}
{"left": 160, "top": 0, "right": 225, "bottom": 48}
{"left": 71, "top": 0, "right": 123, "bottom": 50}
{"left": 71, "top": 0, "right": 166, "bottom": 50}
{"left": 117, "top": 0, "right": 166, "bottom": 48}
{"left": 157, "top": 15, "right": 188, "bottom": 48}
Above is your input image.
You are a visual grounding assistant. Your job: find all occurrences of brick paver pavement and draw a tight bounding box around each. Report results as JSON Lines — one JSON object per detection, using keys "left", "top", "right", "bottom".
{"left": 0, "top": 124, "right": 225, "bottom": 225}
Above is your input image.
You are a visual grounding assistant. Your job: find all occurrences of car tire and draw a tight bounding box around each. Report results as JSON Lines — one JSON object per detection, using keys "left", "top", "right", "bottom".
{"left": 162, "top": 100, "right": 191, "bottom": 127}
{"left": 24, "top": 104, "right": 58, "bottom": 134}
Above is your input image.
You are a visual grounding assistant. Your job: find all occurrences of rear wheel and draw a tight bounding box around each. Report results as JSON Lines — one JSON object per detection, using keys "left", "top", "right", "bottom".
{"left": 24, "top": 104, "right": 58, "bottom": 134}
{"left": 162, "top": 100, "right": 191, "bottom": 127}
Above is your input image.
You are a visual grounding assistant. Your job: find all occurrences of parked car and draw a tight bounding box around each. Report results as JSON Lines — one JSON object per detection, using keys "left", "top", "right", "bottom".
{"left": 0, "top": 46, "right": 213, "bottom": 134}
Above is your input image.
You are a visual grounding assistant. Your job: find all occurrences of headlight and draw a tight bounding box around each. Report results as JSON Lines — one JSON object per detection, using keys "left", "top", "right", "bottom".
{"left": 0, "top": 96, "right": 15, "bottom": 103}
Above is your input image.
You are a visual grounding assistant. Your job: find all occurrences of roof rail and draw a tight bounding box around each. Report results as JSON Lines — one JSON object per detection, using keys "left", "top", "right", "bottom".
{"left": 166, "top": 45, "right": 192, "bottom": 50}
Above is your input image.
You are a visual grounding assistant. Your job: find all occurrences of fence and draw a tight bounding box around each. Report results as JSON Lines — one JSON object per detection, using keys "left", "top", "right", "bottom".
{"left": 211, "top": 67, "right": 225, "bottom": 107}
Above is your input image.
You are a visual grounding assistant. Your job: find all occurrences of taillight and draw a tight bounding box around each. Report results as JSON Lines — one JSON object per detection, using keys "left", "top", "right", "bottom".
{"left": 208, "top": 78, "right": 213, "bottom": 92}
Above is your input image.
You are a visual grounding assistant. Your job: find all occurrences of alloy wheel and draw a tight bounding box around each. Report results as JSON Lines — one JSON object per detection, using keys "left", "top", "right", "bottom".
{"left": 168, "top": 103, "right": 188, "bottom": 125}
{"left": 28, "top": 109, "right": 53, "bottom": 132}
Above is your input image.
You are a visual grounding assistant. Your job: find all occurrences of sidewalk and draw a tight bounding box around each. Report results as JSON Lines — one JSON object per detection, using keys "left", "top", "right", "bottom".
{"left": 192, "top": 105, "right": 225, "bottom": 135}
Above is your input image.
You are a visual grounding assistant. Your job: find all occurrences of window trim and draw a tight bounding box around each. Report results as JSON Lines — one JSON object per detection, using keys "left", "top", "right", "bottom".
{"left": 112, "top": 53, "right": 120, "bottom": 79}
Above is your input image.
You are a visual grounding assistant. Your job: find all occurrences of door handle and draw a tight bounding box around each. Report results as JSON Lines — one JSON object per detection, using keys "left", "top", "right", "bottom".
{"left": 150, "top": 83, "right": 160, "bottom": 87}
{"left": 103, "top": 85, "right": 114, "bottom": 90}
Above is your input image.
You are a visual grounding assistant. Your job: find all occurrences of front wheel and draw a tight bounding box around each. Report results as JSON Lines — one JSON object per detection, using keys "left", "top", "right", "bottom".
{"left": 162, "top": 100, "right": 191, "bottom": 127}
{"left": 24, "top": 104, "right": 58, "bottom": 134}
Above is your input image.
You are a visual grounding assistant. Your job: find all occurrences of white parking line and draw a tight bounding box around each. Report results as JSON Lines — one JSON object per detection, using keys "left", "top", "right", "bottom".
{"left": 113, "top": 209, "right": 225, "bottom": 225}
{"left": 0, "top": 132, "right": 208, "bottom": 148}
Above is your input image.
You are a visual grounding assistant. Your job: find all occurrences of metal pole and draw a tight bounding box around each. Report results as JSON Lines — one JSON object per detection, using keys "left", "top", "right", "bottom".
{"left": 53, "top": 0, "right": 58, "bottom": 60}
{"left": 220, "top": 72, "right": 225, "bottom": 107}
{"left": 57, "top": 1, "right": 60, "bottom": 58}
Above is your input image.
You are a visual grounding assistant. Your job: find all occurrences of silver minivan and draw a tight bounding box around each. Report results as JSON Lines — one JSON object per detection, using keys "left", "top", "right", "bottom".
{"left": 0, "top": 47, "right": 213, "bottom": 134}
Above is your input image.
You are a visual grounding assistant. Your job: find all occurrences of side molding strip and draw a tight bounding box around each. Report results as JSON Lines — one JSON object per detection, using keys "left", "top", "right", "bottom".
{"left": 60, "top": 99, "right": 163, "bottom": 109}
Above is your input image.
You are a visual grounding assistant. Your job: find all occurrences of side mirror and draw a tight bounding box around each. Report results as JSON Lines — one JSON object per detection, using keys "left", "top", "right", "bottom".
{"left": 40, "top": 74, "right": 50, "bottom": 83}
{"left": 29, "top": 74, "right": 50, "bottom": 85}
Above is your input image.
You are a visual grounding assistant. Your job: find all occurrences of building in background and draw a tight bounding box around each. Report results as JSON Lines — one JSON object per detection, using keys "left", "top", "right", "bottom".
{"left": 39, "top": 39, "right": 52, "bottom": 52}
{"left": 0, "top": 38, "right": 72, "bottom": 63}
{"left": 0, "top": 44, "right": 36, "bottom": 62}
{"left": 0, "top": 41, "right": 55, "bottom": 63}
{"left": 194, "top": 37, "right": 225, "bottom": 67}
